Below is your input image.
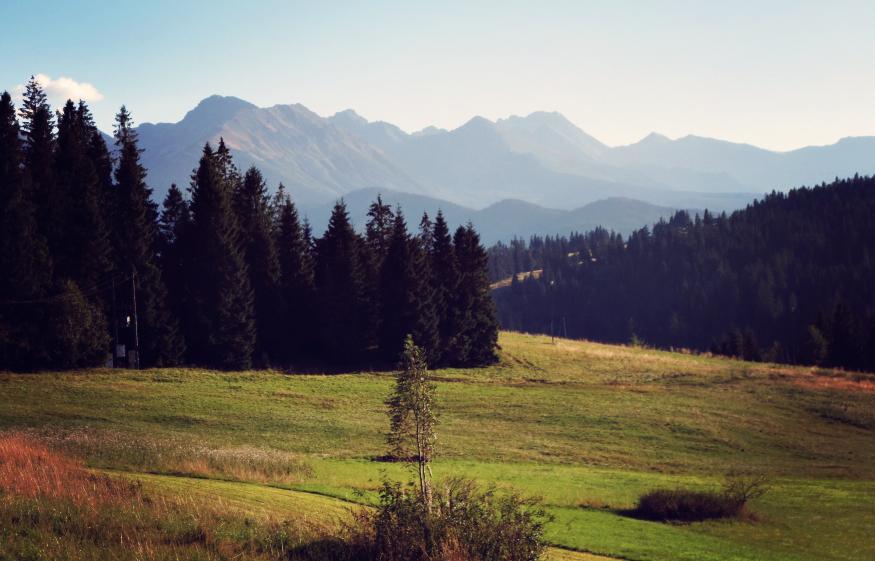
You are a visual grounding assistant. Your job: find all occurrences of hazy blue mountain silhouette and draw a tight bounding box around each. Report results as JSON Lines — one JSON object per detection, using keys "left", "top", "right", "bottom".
{"left": 130, "top": 95, "right": 875, "bottom": 236}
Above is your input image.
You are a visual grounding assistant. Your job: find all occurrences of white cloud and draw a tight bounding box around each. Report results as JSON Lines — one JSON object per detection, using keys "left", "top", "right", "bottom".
{"left": 13, "top": 73, "right": 104, "bottom": 107}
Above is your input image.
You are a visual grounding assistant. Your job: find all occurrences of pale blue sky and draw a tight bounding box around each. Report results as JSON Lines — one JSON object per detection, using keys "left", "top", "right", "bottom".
{"left": 2, "top": 0, "right": 874, "bottom": 150}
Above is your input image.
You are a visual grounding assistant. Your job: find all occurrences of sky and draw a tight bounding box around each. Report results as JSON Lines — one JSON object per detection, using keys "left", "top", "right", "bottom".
{"left": 2, "top": 0, "right": 874, "bottom": 151}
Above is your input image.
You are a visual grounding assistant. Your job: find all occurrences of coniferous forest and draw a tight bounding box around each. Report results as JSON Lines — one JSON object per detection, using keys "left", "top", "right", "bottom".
{"left": 491, "top": 176, "right": 875, "bottom": 371}
{"left": 0, "top": 78, "right": 498, "bottom": 371}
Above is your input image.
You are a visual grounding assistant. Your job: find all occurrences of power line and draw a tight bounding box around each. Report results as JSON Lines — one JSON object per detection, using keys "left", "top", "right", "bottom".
{"left": 0, "top": 272, "right": 135, "bottom": 306}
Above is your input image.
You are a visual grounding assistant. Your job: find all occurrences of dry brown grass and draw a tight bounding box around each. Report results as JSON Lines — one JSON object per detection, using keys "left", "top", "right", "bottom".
{"left": 792, "top": 373, "right": 875, "bottom": 394}
{"left": 0, "top": 433, "right": 330, "bottom": 560}
{"left": 9, "top": 427, "right": 314, "bottom": 484}
{"left": 0, "top": 432, "right": 143, "bottom": 511}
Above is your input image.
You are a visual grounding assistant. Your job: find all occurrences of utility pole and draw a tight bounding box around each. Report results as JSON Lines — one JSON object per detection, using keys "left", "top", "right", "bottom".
{"left": 550, "top": 279, "right": 555, "bottom": 343}
{"left": 111, "top": 276, "right": 119, "bottom": 368}
{"left": 131, "top": 267, "right": 140, "bottom": 369}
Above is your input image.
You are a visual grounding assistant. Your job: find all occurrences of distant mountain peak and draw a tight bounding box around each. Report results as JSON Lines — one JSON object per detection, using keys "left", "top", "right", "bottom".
{"left": 176, "top": 95, "right": 256, "bottom": 128}
{"left": 638, "top": 132, "right": 671, "bottom": 144}
{"left": 460, "top": 115, "right": 494, "bottom": 129}
{"left": 190, "top": 95, "right": 255, "bottom": 115}
{"left": 331, "top": 108, "right": 369, "bottom": 125}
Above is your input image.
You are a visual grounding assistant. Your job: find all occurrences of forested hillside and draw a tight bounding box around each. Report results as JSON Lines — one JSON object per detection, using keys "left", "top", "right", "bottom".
{"left": 0, "top": 78, "right": 497, "bottom": 372}
{"left": 492, "top": 176, "right": 875, "bottom": 371}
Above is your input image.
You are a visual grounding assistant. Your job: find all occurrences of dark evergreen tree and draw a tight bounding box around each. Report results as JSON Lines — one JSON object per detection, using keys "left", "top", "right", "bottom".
{"left": 80, "top": 101, "right": 115, "bottom": 232}
{"left": 825, "top": 301, "right": 861, "bottom": 369}
{"left": 275, "top": 195, "right": 317, "bottom": 361}
{"left": 801, "top": 324, "right": 828, "bottom": 366}
{"left": 158, "top": 184, "right": 193, "bottom": 359}
{"left": 18, "top": 77, "right": 62, "bottom": 255}
{"left": 187, "top": 143, "right": 255, "bottom": 369}
{"left": 54, "top": 100, "right": 113, "bottom": 289}
{"left": 215, "top": 137, "right": 241, "bottom": 190}
{"left": 417, "top": 212, "right": 433, "bottom": 249}
{"left": 113, "top": 107, "right": 184, "bottom": 367}
{"left": 314, "top": 201, "right": 371, "bottom": 360}
{"left": 0, "top": 91, "right": 54, "bottom": 369}
{"left": 378, "top": 209, "right": 439, "bottom": 363}
{"left": 269, "top": 182, "right": 288, "bottom": 230}
{"left": 234, "top": 166, "right": 281, "bottom": 364}
{"left": 428, "top": 211, "right": 459, "bottom": 364}
{"left": 448, "top": 225, "right": 499, "bottom": 365}
{"left": 366, "top": 194, "right": 394, "bottom": 263}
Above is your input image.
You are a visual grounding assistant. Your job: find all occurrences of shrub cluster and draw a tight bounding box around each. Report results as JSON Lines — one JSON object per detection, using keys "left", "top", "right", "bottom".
{"left": 634, "top": 474, "right": 769, "bottom": 523}
{"left": 349, "top": 478, "right": 550, "bottom": 561}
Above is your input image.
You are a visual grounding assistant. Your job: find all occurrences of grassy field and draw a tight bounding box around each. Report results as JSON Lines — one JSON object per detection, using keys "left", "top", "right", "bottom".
{"left": 1, "top": 332, "right": 874, "bottom": 560}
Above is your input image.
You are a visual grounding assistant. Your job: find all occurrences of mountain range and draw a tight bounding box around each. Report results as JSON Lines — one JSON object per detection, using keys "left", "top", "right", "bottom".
{"left": 131, "top": 95, "right": 875, "bottom": 240}
{"left": 304, "top": 188, "right": 680, "bottom": 245}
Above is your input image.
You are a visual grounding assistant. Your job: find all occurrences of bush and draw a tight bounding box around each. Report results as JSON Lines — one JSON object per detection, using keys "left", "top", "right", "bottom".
{"left": 634, "top": 474, "right": 769, "bottom": 523}
{"left": 352, "top": 478, "right": 550, "bottom": 561}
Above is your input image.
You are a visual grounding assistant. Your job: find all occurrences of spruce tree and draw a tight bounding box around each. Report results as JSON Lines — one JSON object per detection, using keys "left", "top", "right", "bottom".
{"left": 188, "top": 143, "right": 255, "bottom": 369}
{"left": 54, "top": 100, "right": 113, "bottom": 289}
{"left": 269, "top": 182, "right": 288, "bottom": 230}
{"left": 366, "top": 194, "right": 394, "bottom": 263}
{"left": 158, "top": 184, "right": 193, "bottom": 358}
{"left": 113, "top": 107, "right": 184, "bottom": 367}
{"left": 314, "top": 201, "right": 370, "bottom": 359}
{"left": 215, "top": 137, "right": 241, "bottom": 190}
{"left": 428, "top": 211, "right": 459, "bottom": 364}
{"left": 378, "top": 209, "right": 439, "bottom": 363}
{"left": 275, "top": 195, "right": 316, "bottom": 361}
{"left": 234, "top": 166, "right": 281, "bottom": 364}
{"left": 19, "top": 77, "right": 62, "bottom": 255}
{"left": 418, "top": 212, "right": 433, "bottom": 249}
{"left": 0, "top": 91, "right": 54, "bottom": 369}
{"left": 448, "top": 224, "right": 499, "bottom": 365}
{"left": 81, "top": 101, "right": 115, "bottom": 233}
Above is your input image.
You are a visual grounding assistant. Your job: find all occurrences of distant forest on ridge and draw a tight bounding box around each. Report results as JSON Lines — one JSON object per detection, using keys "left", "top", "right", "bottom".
{"left": 491, "top": 176, "right": 875, "bottom": 372}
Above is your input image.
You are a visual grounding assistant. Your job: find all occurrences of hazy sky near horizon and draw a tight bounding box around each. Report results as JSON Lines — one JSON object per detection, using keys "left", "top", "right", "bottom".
{"left": 2, "top": 0, "right": 874, "bottom": 151}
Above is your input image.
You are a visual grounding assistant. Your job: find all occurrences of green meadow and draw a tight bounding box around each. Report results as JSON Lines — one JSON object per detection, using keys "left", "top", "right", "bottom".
{"left": 2, "top": 332, "right": 874, "bottom": 561}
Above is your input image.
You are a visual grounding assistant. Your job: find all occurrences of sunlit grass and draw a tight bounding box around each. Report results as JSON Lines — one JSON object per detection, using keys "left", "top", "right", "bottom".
{"left": 1, "top": 332, "right": 874, "bottom": 560}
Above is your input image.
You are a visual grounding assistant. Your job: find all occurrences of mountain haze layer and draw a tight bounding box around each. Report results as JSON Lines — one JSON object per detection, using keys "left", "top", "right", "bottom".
{"left": 303, "top": 188, "right": 680, "bottom": 245}
{"left": 132, "top": 95, "right": 875, "bottom": 235}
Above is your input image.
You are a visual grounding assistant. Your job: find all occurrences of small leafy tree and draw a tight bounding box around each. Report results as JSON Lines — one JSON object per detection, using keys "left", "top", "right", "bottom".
{"left": 368, "top": 337, "right": 548, "bottom": 561}
{"left": 387, "top": 336, "right": 437, "bottom": 507}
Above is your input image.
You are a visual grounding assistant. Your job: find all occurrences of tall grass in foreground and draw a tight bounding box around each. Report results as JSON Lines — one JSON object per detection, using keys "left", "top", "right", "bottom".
{"left": 12, "top": 427, "right": 314, "bottom": 484}
{"left": 0, "top": 434, "right": 330, "bottom": 561}
{"left": 0, "top": 434, "right": 534, "bottom": 561}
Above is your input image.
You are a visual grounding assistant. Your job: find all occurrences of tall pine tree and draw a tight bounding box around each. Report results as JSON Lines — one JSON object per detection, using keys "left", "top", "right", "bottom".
{"left": 0, "top": 91, "right": 54, "bottom": 369}
{"left": 19, "top": 77, "right": 62, "bottom": 256}
{"left": 234, "top": 166, "right": 281, "bottom": 365}
{"left": 378, "top": 209, "right": 439, "bottom": 363}
{"left": 366, "top": 194, "right": 394, "bottom": 263}
{"left": 54, "top": 100, "right": 112, "bottom": 289}
{"left": 275, "top": 194, "right": 317, "bottom": 361}
{"left": 158, "top": 184, "right": 193, "bottom": 359}
{"left": 447, "top": 224, "right": 499, "bottom": 365}
{"left": 113, "top": 107, "right": 184, "bottom": 367}
{"left": 314, "top": 201, "right": 371, "bottom": 360}
{"left": 187, "top": 143, "right": 255, "bottom": 369}
{"left": 428, "top": 211, "right": 459, "bottom": 364}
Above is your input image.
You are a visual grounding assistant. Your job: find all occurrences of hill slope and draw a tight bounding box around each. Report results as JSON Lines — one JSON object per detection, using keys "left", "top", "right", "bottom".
{"left": 494, "top": 176, "right": 875, "bottom": 371}
{"left": 2, "top": 332, "right": 874, "bottom": 561}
